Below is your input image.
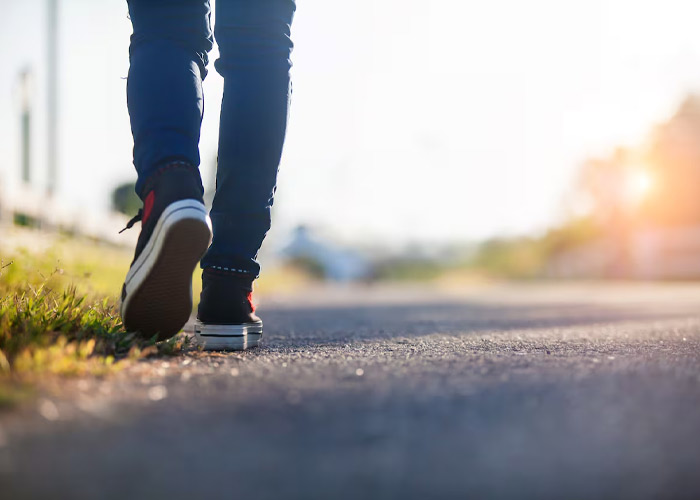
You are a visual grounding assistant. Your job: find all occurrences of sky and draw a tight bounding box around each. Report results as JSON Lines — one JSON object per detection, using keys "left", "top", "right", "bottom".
{"left": 2, "top": 0, "right": 700, "bottom": 245}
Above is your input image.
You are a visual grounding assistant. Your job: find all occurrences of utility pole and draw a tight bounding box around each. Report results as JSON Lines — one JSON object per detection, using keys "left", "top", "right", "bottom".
{"left": 46, "top": 0, "right": 59, "bottom": 197}
{"left": 19, "top": 68, "right": 33, "bottom": 184}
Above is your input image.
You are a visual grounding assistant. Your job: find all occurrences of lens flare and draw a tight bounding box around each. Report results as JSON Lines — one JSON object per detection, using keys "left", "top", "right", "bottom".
{"left": 626, "top": 169, "right": 653, "bottom": 205}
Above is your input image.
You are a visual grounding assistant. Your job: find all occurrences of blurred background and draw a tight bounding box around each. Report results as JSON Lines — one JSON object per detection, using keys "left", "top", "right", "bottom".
{"left": 4, "top": 0, "right": 700, "bottom": 291}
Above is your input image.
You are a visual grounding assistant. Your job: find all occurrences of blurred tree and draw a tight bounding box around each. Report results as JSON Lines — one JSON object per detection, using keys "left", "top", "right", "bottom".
{"left": 567, "top": 94, "right": 700, "bottom": 277}
{"left": 111, "top": 182, "right": 141, "bottom": 215}
{"left": 577, "top": 94, "right": 700, "bottom": 228}
{"left": 641, "top": 94, "right": 700, "bottom": 226}
{"left": 286, "top": 256, "right": 326, "bottom": 280}
{"left": 576, "top": 148, "right": 635, "bottom": 276}
{"left": 464, "top": 94, "right": 700, "bottom": 280}
{"left": 578, "top": 148, "right": 631, "bottom": 221}
{"left": 468, "top": 236, "right": 545, "bottom": 279}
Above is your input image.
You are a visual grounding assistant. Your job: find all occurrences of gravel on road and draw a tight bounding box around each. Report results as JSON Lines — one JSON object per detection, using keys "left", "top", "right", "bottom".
{"left": 2, "top": 283, "right": 700, "bottom": 500}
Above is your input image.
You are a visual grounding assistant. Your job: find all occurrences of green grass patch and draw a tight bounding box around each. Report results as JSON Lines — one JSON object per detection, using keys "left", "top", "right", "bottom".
{"left": 0, "top": 280, "right": 188, "bottom": 374}
{"left": 0, "top": 243, "right": 191, "bottom": 408}
{"left": 0, "top": 228, "right": 314, "bottom": 408}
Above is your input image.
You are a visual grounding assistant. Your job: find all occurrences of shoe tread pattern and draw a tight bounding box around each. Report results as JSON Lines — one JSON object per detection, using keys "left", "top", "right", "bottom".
{"left": 123, "top": 218, "right": 210, "bottom": 340}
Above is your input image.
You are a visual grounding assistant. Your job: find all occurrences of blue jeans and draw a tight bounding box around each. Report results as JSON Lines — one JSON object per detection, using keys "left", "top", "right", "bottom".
{"left": 126, "top": 0, "right": 296, "bottom": 277}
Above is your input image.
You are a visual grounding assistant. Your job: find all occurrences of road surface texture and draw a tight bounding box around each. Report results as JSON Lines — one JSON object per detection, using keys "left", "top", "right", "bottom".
{"left": 2, "top": 282, "right": 700, "bottom": 499}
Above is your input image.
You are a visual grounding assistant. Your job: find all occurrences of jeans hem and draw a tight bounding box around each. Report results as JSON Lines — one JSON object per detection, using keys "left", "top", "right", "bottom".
{"left": 202, "top": 265, "right": 259, "bottom": 280}
{"left": 139, "top": 160, "right": 200, "bottom": 198}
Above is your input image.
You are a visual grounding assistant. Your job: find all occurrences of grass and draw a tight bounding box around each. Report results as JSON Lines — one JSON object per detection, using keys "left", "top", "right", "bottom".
{"left": 0, "top": 272, "right": 191, "bottom": 408}
{"left": 0, "top": 233, "right": 188, "bottom": 408}
{"left": 0, "top": 227, "right": 314, "bottom": 408}
{"left": 0, "top": 279, "right": 189, "bottom": 371}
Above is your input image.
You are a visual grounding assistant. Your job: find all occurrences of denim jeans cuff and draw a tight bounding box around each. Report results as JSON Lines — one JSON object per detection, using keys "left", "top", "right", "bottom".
{"left": 202, "top": 265, "right": 258, "bottom": 281}
{"left": 140, "top": 160, "right": 201, "bottom": 199}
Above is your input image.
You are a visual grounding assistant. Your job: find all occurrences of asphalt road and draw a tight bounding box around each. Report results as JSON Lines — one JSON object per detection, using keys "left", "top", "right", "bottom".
{"left": 2, "top": 283, "right": 700, "bottom": 500}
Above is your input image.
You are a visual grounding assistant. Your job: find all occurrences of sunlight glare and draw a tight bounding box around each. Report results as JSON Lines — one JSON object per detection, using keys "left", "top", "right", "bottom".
{"left": 626, "top": 168, "right": 654, "bottom": 205}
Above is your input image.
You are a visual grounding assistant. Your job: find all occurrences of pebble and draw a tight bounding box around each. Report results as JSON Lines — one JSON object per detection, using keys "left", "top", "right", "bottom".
{"left": 38, "top": 399, "right": 59, "bottom": 421}
{"left": 147, "top": 385, "right": 168, "bottom": 401}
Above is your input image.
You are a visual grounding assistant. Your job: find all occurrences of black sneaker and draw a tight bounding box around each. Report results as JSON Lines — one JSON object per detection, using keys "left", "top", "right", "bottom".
{"left": 120, "top": 163, "right": 212, "bottom": 341}
{"left": 194, "top": 269, "right": 263, "bottom": 350}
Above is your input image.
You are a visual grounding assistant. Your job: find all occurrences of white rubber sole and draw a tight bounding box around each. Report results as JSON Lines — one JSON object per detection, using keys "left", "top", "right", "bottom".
{"left": 120, "top": 199, "right": 211, "bottom": 340}
{"left": 193, "top": 321, "right": 263, "bottom": 351}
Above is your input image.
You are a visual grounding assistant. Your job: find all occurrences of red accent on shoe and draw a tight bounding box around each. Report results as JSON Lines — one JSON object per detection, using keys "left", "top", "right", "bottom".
{"left": 142, "top": 190, "right": 155, "bottom": 225}
{"left": 247, "top": 292, "right": 256, "bottom": 313}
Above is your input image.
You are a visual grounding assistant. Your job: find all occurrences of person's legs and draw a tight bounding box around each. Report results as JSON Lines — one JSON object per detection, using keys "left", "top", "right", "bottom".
{"left": 201, "top": 0, "right": 296, "bottom": 277}
{"left": 126, "top": 0, "right": 213, "bottom": 196}
{"left": 120, "top": 0, "right": 213, "bottom": 339}
{"left": 195, "top": 0, "right": 296, "bottom": 350}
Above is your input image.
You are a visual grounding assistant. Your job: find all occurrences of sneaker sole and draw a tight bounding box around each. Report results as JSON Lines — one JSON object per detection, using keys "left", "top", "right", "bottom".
{"left": 120, "top": 200, "right": 211, "bottom": 341}
{"left": 193, "top": 321, "right": 263, "bottom": 351}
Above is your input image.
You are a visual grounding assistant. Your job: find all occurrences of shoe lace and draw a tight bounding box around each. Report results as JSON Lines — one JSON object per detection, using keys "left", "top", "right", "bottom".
{"left": 119, "top": 209, "right": 143, "bottom": 234}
